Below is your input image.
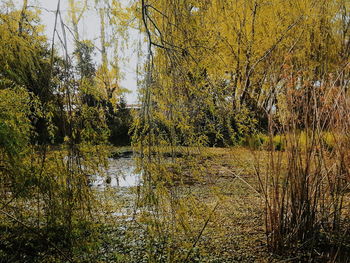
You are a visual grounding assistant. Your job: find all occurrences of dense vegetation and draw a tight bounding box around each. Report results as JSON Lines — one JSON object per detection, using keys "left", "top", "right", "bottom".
{"left": 1, "top": 0, "right": 350, "bottom": 262}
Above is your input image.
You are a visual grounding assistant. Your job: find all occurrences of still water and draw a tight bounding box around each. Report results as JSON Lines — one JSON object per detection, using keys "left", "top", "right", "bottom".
{"left": 90, "top": 156, "right": 141, "bottom": 188}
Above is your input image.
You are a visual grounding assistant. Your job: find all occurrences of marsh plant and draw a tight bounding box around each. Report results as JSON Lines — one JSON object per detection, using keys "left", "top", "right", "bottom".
{"left": 257, "top": 76, "right": 350, "bottom": 260}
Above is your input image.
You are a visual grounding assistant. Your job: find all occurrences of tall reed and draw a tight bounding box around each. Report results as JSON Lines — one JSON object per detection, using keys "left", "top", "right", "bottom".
{"left": 259, "top": 76, "right": 350, "bottom": 260}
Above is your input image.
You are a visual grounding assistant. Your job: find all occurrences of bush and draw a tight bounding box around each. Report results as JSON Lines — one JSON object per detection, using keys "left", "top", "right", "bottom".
{"left": 271, "top": 135, "right": 285, "bottom": 151}
{"left": 322, "top": 132, "right": 336, "bottom": 152}
{"left": 244, "top": 133, "right": 269, "bottom": 149}
{"left": 244, "top": 134, "right": 286, "bottom": 151}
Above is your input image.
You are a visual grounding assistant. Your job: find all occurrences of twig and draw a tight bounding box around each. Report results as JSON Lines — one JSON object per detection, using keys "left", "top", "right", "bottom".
{"left": 184, "top": 202, "right": 220, "bottom": 263}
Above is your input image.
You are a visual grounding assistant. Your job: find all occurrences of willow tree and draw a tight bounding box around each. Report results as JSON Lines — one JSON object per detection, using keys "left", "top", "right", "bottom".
{"left": 0, "top": 2, "right": 110, "bottom": 261}
{"left": 68, "top": 0, "right": 87, "bottom": 65}
{"left": 134, "top": 0, "right": 350, "bottom": 260}
{"left": 130, "top": 2, "right": 231, "bottom": 262}
{"left": 137, "top": 0, "right": 348, "bottom": 145}
{"left": 93, "top": 0, "right": 118, "bottom": 102}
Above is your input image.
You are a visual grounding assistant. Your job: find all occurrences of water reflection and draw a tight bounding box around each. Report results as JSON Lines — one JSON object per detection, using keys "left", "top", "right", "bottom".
{"left": 90, "top": 156, "right": 140, "bottom": 188}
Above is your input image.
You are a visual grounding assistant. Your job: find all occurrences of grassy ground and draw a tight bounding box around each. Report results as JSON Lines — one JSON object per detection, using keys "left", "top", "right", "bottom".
{"left": 187, "top": 147, "right": 270, "bottom": 262}
{"left": 2, "top": 146, "right": 349, "bottom": 262}
{"left": 95, "top": 147, "right": 274, "bottom": 262}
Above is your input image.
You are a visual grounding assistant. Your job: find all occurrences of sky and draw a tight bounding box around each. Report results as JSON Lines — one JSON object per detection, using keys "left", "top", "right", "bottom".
{"left": 16, "top": 0, "right": 143, "bottom": 104}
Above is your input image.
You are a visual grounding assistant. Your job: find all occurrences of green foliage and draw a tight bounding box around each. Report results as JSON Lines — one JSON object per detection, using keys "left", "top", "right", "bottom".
{"left": 244, "top": 133, "right": 268, "bottom": 149}
{"left": 2, "top": 0, "right": 350, "bottom": 261}
{"left": 272, "top": 135, "right": 286, "bottom": 151}
{"left": 74, "top": 40, "right": 96, "bottom": 78}
{"left": 0, "top": 3, "right": 113, "bottom": 262}
{"left": 79, "top": 104, "right": 110, "bottom": 144}
{"left": 322, "top": 131, "right": 336, "bottom": 152}
{"left": 0, "top": 7, "right": 62, "bottom": 144}
{"left": 108, "top": 97, "right": 133, "bottom": 146}
{"left": 243, "top": 133, "right": 286, "bottom": 151}
{"left": 0, "top": 9, "right": 51, "bottom": 98}
{"left": 0, "top": 86, "right": 32, "bottom": 157}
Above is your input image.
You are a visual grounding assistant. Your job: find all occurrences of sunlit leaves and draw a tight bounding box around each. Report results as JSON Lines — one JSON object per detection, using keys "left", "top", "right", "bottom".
{"left": 0, "top": 87, "right": 31, "bottom": 157}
